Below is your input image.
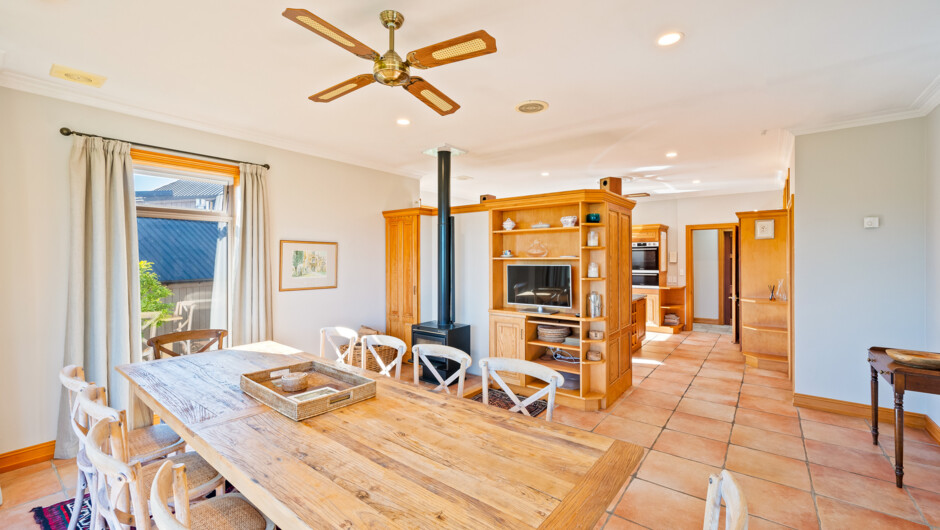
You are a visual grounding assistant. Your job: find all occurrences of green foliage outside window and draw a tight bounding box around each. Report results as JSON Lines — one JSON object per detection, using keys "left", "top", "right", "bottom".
{"left": 140, "top": 261, "right": 173, "bottom": 326}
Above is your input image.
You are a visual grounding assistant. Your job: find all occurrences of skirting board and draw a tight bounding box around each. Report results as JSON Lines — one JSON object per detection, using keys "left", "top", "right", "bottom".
{"left": 793, "top": 393, "right": 928, "bottom": 430}
{"left": 0, "top": 440, "right": 55, "bottom": 474}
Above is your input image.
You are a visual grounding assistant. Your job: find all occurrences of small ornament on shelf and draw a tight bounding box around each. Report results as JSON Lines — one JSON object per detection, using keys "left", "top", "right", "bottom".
{"left": 588, "top": 291, "right": 602, "bottom": 318}
{"left": 526, "top": 239, "right": 548, "bottom": 257}
{"left": 587, "top": 262, "right": 599, "bottom": 278}
{"left": 585, "top": 213, "right": 601, "bottom": 223}
{"left": 587, "top": 230, "right": 599, "bottom": 247}
{"left": 502, "top": 218, "right": 516, "bottom": 230}
{"left": 561, "top": 216, "right": 578, "bottom": 227}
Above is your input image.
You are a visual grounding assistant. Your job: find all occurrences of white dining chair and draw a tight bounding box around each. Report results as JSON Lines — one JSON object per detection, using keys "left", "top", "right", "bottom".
{"left": 412, "top": 344, "right": 472, "bottom": 397}
{"left": 84, "top": 416, "right": 225, "bottom": 530}
{"left": 59, "top": 366, "right": 97, "bottom": 530}
{"left": 478, "top": 357, "right": 564, "bottom": 422}
{"left": 319, "top": 327, "right": 358, "bottom": 365}
{"left": 150, "top": 461, "right": 273, "bottom": 530}
{"left": 360, "top": 335, "right": 407, "bottom": 379}
{"left": 703, "top": 470, "right": 748, "bottom": 530}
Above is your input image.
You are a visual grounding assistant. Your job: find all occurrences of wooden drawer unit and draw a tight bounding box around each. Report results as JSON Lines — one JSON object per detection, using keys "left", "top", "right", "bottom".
{"left": 489, "top": 313, "right": 526, "bottom": 385}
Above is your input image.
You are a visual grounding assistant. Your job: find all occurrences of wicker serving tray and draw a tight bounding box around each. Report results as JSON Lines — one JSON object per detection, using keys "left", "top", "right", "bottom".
{"left": 240, "top": 359, "right": 376, "bottom": 421}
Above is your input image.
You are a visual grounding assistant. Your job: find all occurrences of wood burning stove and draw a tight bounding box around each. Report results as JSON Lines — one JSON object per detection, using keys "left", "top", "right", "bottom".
{"left": 411, "top": 147, "right": 471, "bottom": 385}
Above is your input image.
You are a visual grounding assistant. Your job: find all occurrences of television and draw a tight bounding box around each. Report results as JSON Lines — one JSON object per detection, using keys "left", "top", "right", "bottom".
{"left": 506, "top": 264, "right": 572, "bottom": 311}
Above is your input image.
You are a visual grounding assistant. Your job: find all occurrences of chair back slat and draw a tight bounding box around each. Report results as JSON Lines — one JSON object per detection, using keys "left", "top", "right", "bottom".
{"left": 85, "top": 417, "right": 149, "bottom": 530}
{"left": 478, "top": 357, "right": 564, "bottom": 422}
{"left": 704, "top": 470, "right": 748, "bottom": 530}
{"left": 411, "top": 344, "right": 472, "bottom": 397}
{"left": 147, "top": 329, "right": 227, "bottom": 359}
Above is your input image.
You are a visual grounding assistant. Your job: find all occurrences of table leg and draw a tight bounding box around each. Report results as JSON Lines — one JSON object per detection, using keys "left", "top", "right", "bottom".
{"left": 894, "top": 386, "right": 904, "bottom": 488}
{"left": 870, "top": 365, "right": 879, "bottom": 445}
{"left": 127, "top": 381, "right": 155, "bottom": 430}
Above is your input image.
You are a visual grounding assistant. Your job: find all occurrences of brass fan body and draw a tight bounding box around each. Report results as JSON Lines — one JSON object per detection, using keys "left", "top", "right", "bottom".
{"left": 282, "top": 7, "right": 497, "bottom": 115}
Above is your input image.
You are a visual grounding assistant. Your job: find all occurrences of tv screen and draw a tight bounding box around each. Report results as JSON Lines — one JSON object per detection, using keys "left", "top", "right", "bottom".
{"left": 507, "top": 265, "right": 572, "bottom": 308}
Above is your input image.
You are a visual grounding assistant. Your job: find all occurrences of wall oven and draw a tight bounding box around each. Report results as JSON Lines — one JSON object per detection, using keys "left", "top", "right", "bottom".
{"left": 632, "top": 242, "right": 660, "bottom": 271}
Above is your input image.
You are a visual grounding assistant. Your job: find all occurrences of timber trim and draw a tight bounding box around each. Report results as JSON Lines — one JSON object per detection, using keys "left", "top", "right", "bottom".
{"left": 926, "top": 415, "right": 940, "bottom": 445}
{"left": 382, "top": 206, "right": 435, "bottom": 218}
{"left": 0, "top": 440, "right": 56, "bottom": 474}
{"left": 792, "top": 393, "right": 926, "bottom": 429}
{"left": 410, "top": 189, "right": 637, "bottom": 216}
{"left": 130, "top": 148, "right": 240, "bottom": 185}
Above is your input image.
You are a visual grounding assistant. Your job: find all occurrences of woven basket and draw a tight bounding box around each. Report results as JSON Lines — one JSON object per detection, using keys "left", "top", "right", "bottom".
{"left": 341, "top": 344, "right": 400, "bottom": 372}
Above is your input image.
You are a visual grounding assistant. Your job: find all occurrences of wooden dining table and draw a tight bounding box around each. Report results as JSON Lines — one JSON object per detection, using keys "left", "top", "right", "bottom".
{"left": 117, "top": 342, "right": 642, "bottom": 529}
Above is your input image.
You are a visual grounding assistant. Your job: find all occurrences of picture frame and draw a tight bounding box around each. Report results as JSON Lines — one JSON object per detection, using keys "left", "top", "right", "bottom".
{"left": 755, "top": 219, "right": 775, "bottom": 240}
{"left": 279, "top": 240, "right": 338, "bottom": 291}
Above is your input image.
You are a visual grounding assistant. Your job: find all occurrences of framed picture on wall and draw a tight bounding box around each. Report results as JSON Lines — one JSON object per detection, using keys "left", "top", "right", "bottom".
{"left": 755, "top": 219, "right": 775, "bottom": 240}
{"left": 279, "top": 240, "right": 338, "bottom": 291}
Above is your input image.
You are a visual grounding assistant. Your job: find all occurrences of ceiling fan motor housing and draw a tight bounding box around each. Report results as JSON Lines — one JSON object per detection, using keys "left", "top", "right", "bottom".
{"left": 374, "top": 50, "right": 410, "bottom": 86}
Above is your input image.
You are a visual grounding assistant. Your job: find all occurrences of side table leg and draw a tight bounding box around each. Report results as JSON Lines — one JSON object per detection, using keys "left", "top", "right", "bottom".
{"left": 870, "top": 365, "right": 879, "bottom": 445}
{"left": 894, "top": 388, "right": 904, "bottom": 488}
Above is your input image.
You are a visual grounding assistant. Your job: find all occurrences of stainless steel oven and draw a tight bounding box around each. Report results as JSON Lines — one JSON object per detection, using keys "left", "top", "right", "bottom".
{"left": 632, "top": 270, "right": 660, "bottom": 286}
{"left": 632, "top": 242, "right": 660, "bottom": 271}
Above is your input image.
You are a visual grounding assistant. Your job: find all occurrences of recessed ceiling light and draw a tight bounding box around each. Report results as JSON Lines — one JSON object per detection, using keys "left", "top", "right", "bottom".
{"left": 515, "top": 100, "right": 549, "bottom": 114}
{"left": 396, "top": 118, "right": 410, "bottom": 126}
{"left": 666, "top": 152, "right": 678, "bottom": 158}
{"left": 455, "top": 175, "right": 473, "bottom": 181}
{"left": 633, "top": 165, "right": 671, "bottom": 172}
{"left": 541, "top": 172, "right": 550, "bottom": 177}
{"left": 657, "top": 32, "right": 683, "bottom": 46}
{"left": 692, "top": 179, "right": 701, "bottom": 184}
{"left": 49, "top": 64, "right": 107, "bottom": 87}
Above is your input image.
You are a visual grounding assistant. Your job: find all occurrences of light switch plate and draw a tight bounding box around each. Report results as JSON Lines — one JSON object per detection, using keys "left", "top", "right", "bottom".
{"left": 864, "top": 216, "right": 880, "bottom": 229}
{"left": 669, "top": 251, "right": 678, "bottom": 263}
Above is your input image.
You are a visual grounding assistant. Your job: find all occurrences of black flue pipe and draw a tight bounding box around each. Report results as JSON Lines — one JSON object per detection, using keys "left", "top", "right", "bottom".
{"left": 437, "top": 149, "right": 453, "bottom": 327}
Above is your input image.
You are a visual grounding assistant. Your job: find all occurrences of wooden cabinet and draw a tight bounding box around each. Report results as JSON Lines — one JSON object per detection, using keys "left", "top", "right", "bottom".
{"left": 486, "top": 190, "right": 635, "bottom": 411}
{"left": 489, "top": 313, "right": 526, "bottom": 385}
{"left": 630, "top": 297, "right": 646, "bottom": 351}
{"left": 736, "top": 209, "right": 791, "bottom": 376}
{"left": 384, "top": 209, "right": 425, "bottom": 353}
{"left": 634, "top": 286, "right": 686, "bottom": 334}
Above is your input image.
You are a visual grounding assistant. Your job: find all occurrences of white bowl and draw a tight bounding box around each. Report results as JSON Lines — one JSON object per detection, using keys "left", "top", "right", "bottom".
{"left": 561, "top": 216, "right": 577, "bottom": 227}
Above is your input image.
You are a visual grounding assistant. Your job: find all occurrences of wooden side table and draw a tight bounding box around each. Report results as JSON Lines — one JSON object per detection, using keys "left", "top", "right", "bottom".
{"left": 868, "top": 346, "right": 940, "bottom": 487}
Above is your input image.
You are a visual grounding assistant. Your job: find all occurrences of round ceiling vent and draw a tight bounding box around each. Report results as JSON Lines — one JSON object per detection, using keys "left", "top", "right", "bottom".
{"left": 515, "top": 100, "right": 549, "bottom": 114}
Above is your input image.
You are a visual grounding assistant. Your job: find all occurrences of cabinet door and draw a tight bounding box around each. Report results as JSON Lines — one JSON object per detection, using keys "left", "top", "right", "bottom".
{"left": 386, "top": 218, "right": 403, "bottom": 325}
{"left": 607, "top": 335, "right": 620, "bottom": 383}
{"left": 619, "top": 333, "right": 631, "bottom": 378}
{"left": 608, "top": 211, "right": 620, "bottom": 332}
{"left": 385, "top": 216, "right": 420, "bottom": 351}
{"left": 400, "top": 217, "right": 417, "bottom": 325}
{"left": 490, "top": 315, "right": 525, "bottom": 385}
{"left": 646, "top": 293, "right": 661, "bottom": 326}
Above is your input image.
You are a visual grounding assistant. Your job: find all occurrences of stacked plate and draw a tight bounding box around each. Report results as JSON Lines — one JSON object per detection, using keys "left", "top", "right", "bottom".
{"left": 537, "top": 325, "right": 571, "bottom": 343}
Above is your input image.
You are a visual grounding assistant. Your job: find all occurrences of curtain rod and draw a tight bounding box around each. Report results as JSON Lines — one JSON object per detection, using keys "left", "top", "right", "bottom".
{"left": 59, "top": 127, "right": 271, "bottom": 170}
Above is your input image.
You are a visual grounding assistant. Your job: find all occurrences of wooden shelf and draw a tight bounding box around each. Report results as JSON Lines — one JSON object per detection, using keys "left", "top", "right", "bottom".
{"left": 581, "top": 277, "right": 606, "bottom": 281}
{"left": 581, "top": 339, "right": 605, "bottom": 344}
{"left": 582, "top": 246, "right": 606, "bottom": 250}
{"left": 581, "top": 359, "right": 604, "bottom": 365}
{"left": 581, "top": 223, "right": 606, "bottom": 228}
{"left": 528, "top": 381, "right": 581, "bottom": 398}
{"left": 660, "top": 305, "right": 681, "bottom": 309}
{"left": 648, "top": 323, "right": 683, "bottom": 334}
{"left": 492, "top": 226, "right": 579, "bottom": 234}
{"left": 742, "top": 324, "right": 788, "bottom": 333}
{"left": 527, "top": 319, "right": 581, "bottom": 328}
{"left": 492, "top": 256, "right": 579, "bottom": 261}
{"left": 532, "top": 358, "right": 582, "bottom": 374}
{"left": 528, "top": 339, "right": 580, "bottom": 351}
{"left": 739, "top": 297, "right": 789, "bottom": 305}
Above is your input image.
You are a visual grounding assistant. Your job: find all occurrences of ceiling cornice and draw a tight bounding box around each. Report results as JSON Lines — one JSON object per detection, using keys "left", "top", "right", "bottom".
{"left": 0, "top": 71, "right": 421, "bottom": 180}
{"left": 789, "top": 73, "right": 940, "bottom": 136}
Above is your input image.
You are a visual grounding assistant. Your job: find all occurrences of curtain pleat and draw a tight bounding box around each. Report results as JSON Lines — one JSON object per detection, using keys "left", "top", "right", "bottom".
{"left": 230, "top": 164, "right": 271, "bottom": 345}
{"left": 55, "top": 136, "right": 140, "bottom": 459}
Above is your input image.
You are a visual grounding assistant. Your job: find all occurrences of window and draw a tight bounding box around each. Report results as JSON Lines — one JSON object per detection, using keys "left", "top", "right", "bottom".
{"left": 132, "top": 150, "right": 237, "bottom": 354}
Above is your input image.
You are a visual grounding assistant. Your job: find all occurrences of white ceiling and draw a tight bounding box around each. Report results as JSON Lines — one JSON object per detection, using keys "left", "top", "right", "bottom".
{"left": 2, "top": 1, "right": 939, "bottom": 202}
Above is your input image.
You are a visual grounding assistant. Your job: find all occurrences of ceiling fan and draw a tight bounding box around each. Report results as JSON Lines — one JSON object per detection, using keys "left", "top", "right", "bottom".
{"left": 282, "top": 8, "right": 497, "bottom": 116}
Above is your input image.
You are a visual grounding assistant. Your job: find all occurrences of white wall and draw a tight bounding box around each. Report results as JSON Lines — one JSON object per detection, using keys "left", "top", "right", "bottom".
{"left": 794, "top": 117, "right": 934, "bottom": 413}
{"left": 923, "top": 105, "right": 940, "bottom": 422}
{"left": 632, "top": 191, "right": 781, "bottom": 284}
{"left": 692, "top": 230, "right": 720, "bottom": 320}
{"left": 420, "top": 212, "right": 490, "bottom": 375}
{"left": 0, "top": 87, "right": 418, "bottom": 454}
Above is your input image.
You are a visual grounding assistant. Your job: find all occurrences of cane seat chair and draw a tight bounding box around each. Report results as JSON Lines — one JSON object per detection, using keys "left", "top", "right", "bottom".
{"left": 150, "top": 461, "right": 274, "bottom": 530}
{"left": 360, "top": 335, "right": 407, "bottom": 379}
{"left": 478, "top": 357, "right": 564, "bottom": 422}
{"left": 319, "top": 327, "right": 358, "bottom": 365}
{"left": 59, "top": 366, "right": 99, "bottom": 530}
{"left": 147, "top": 329, "right": 227, "bottom": 359}
{"left": 412, "top": 344, "right": 472, "bottom": 397}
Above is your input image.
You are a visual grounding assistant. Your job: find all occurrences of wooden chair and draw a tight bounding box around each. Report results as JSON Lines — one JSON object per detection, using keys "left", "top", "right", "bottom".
{"left": 479, "top": 357, "right": 564, "bottom": 422}
{"left": 150, "top": 461, "right": 273, "bottom": 530}
{"left": 147, "top": 329, "right": 227, "bottom": 359}
{"left": 412, "top": 344, "right": 472, "bottom": 397}
{"left": 361, "top": 335, "right": 407, "bottom": 379}
{"left": 319, "top": 327, "right": 358, "bottom": 365}
{"left": 59, "top": 366, "right": 97, "bottom": 530}
{"left": 76, "top": 384, "right": 185, "bottom": 466}
{"left": 703, "top": 470, "right": 748, "bottom": 530}
{"left": 84, "top": 415, "right": 225, "bottom": 530}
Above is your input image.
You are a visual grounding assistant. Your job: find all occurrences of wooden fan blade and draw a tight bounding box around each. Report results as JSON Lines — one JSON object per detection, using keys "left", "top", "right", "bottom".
{"left": 406, "top": 30, "right": 497, "bottom": 69}
{"left": 282, "top": 8, "right": 378, "bottom": 60}
{"left": 309, "top": 74, "right": 375, "bottom": 103}
{"left": 403, "top": 77, "right": 460, "bottom": 116}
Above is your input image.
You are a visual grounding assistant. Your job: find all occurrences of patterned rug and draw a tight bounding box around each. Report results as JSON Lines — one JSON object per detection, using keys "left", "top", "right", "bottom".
{"left": 32, "top": 494, "right": 90, "bottom": 530}
{"left": 471, "top": 388, "right": 548, "bottom": 417}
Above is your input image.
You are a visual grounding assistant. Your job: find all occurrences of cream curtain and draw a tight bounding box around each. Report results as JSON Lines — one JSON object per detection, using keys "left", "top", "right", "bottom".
{"left": 229, "top": 164, "right": 271, "bottom": 345}
{"left": 55, "top": 136, "right": 141, "bottom": 458}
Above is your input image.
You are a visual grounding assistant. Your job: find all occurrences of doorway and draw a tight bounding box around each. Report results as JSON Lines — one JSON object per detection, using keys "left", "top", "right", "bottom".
{"left": 686, "top": 224, "right": 738, "bottom": 332}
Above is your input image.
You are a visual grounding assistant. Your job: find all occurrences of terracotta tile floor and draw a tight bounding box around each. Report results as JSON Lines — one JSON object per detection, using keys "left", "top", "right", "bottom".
{"left": 2, "top": 333, "right": 939, "bottom": 529}
{"left": 575, "top": 331, "right": 940, "bottom": 529}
